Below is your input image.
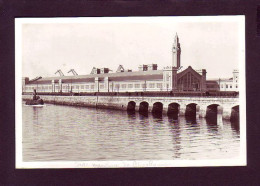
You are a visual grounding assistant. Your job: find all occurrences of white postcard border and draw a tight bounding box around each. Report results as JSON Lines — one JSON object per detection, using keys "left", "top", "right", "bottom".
{"left": 15, "top": 16, "right": 246, "bottom": 168}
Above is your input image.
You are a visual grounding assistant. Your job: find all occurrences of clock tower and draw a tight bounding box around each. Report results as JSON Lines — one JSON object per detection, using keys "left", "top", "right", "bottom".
{"left": 163, "top": 33, "right": 181, "bottom": 91}
{"left": 172, "top": 33, "right": 181, "bottom": 68}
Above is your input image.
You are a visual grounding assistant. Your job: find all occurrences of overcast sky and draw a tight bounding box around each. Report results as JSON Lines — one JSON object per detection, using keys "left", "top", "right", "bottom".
{"left": 20, "top": 16, "right": 244, "bottom": 79}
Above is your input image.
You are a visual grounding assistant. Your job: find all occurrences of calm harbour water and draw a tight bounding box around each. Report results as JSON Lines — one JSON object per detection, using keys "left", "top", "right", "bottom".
{"left": 22, "top": 102, "right": 240, "bottom": 161}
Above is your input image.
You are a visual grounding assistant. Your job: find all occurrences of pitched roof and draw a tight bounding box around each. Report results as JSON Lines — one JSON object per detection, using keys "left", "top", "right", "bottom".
{"left": 177, "top": 66, "right": 202, "bottom": 79}
{"left": 27, "top": 70, "right": 164, "bottom": 84}
{"left": 109, "top": 74, "right": 163, "bottom": 82}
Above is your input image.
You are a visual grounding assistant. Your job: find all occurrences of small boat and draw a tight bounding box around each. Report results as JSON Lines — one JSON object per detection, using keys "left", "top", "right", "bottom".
{"left": 25, "top": 89, "right": 44, "bottom": 106}
{"left": 25, "top": 99, "right": 44, "bottom": 106}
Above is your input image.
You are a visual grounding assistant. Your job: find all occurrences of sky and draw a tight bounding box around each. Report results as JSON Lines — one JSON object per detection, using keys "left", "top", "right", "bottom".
{"left": 19, "top": 16, "right": 245, "bottom": 79}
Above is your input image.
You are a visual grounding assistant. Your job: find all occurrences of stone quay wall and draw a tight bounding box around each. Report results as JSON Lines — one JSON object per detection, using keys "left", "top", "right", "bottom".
{"left": 22, "top": 95, "right": 239, "bottom": 120}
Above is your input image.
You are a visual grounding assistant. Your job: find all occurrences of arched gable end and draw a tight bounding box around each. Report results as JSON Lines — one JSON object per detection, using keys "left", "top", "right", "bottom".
{"left": 177, "top": 67, "right": 202, "bottom": 91}
{"left": 177, "top": 66, "right": 202, "bottom": 80}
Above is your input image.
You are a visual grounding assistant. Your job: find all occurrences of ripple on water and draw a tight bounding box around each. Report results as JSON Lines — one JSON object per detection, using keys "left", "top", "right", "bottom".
{"left": 22, "top": 103, "right": 240, "bottom": 161}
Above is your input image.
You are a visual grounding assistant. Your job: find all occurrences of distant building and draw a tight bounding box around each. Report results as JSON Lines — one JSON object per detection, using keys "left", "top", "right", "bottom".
{"left": 22, "top": 33, "right": 209, "bottom": 93}
{"left": 218, "top": 69, "right": 239, "bottom": 91}
{"left": 207, "top": 70, "right": 239, "bottom": 92}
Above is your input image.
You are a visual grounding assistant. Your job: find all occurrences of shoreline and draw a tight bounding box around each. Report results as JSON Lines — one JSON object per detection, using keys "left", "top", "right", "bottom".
{"left": 22, "top": 95, "right": 239, "bottom": 120}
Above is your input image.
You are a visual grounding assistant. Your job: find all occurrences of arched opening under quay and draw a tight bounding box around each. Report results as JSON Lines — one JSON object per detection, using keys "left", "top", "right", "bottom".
{"left": 152, "top": 102, "right": 163, "bottom": 117}
{"left": 139, "top": 101, "right": 149, "bottom": 114}
{"left": 127, "top": 101, "right": 136, "bottom": 112}
{"left": 231, "top": 105, "right": 239, "bottom": 122}
{"left": 185, "top": 103, "right": 197, "bottom": 118}
{"left": 206, "top": 104, "right": 221, "bottom": 119}
{"left": 167, "top": 103, "right": 180, "bottom": 119}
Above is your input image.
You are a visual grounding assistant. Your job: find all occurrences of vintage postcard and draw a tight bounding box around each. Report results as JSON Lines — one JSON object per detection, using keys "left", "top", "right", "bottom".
{"left": 16, "top": 16, "right": 246, "bottom": 168}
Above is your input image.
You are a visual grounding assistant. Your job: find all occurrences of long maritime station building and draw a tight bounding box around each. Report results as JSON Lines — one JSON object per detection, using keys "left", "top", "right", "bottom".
{"left": 22, "top": 34, "right": 238, "bottom": 95}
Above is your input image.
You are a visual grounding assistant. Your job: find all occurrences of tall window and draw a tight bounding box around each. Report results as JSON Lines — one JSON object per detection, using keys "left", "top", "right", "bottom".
{"left": 135, "top": 84, "right": 140, "bottom": 88}
{"left": 149, "top": 83, "right": 155, "bottom": 88}
{"left": 157, "top": 83, "right": 162, "bottom": 88}
{"left": 115, "top": 84, "right": 120, "bottom": 89}
{"left": 166, "top": 73, "right": 170, "bottom": 81}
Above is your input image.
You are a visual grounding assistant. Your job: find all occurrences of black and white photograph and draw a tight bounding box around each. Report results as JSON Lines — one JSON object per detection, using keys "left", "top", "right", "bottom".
{"left": 15, "top": 16, "right": 246, "bottom": 168}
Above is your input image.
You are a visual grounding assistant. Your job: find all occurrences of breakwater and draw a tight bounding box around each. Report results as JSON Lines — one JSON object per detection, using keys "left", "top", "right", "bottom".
{"left": 22, "top": 95, "right": 239, "bottom": 120}
{"left": 22, "top": 95, "right": 127, "bottom": 110}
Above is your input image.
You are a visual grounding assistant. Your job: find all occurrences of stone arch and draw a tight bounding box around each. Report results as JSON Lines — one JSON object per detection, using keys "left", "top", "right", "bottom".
{"left": 206, "top": 104, "right": 221, "bottom": 118}
{"left": 185, "top": 103, "right": 198, "bottom": 117}
{"left": 127, "top": 101, "right": 136, "bottom": 112}
{"left": 167, "top": 103, "right": 180, "bottom": 116}
{"left": 231, "top": 105, "right": 239, "bottom": 122}
{"left": 139, "top": 101, "right": 149, "bottom": 113}
{"left": 152, "top": 102, "right": 163, "bottom": 115}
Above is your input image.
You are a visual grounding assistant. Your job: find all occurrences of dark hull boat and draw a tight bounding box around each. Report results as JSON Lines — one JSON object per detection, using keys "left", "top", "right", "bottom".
{"left": 25, "top": 99, "right": 44, "bottom": 105}
{"left": 25, "top": 89, "right": 44, "bottom": 106}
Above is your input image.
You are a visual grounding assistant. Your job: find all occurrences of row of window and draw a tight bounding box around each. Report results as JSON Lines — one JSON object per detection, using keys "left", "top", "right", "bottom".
{"left": 112, "top": 83, "right": 162, "bottom": 89}
{"left": 25, "top": 83, "right": 164, "bottom": 91}
{"left": 25, "top": 85, "right": 95, "bottom": 90}
{"left": 220, "top": 84, "right": 238, "bottom": 89}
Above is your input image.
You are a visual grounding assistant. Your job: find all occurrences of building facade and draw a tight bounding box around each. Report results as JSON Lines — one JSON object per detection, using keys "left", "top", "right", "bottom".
{"left": 22, "top": 33, "right": 209, "bottom": 94}
{"left": 218, "top": 70, "right": 239, "bottom": 91}
{"left": 206, "top": 70, "right": 239, "bottom": 92}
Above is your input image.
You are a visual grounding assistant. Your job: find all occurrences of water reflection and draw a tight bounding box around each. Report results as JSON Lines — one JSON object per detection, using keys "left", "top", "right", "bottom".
{"left": 32, "top": 107, "right": 40, "bottom": 125}
{"left": 22, "top": 103, "right": 240, "bottom": 161}
{"left": 152, "top": 112, "right": 163, "bottom": 119}
{"left": 185, "top": 115, "right": 197, "bottom": 125}
{"left": 231, "top": 120, "right": 240, "bottom": 133}
{"left": 139, "top": 111, "right": 148, "bottom": 118}
{"left": 168, "top": 113, "right": 178, "bottom": 120}
{"left": 127, "top": 110, "right": 136, "bottom": 120}
{"left": 167, "top": 118, "right": 181, "bottom": 159}
{"left": 205, "top": 116, "right": 219, "bottom": 134}
{"left": 217, "top": 114, "right": 224, "bottom": 129}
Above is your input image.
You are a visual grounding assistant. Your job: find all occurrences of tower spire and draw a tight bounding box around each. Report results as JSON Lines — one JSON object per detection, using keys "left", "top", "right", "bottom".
{"left": 172, "top": 32, "right": 181, "bottom": 68}
{"left": 174, "top": 32, "right": 179, "bottom": 44}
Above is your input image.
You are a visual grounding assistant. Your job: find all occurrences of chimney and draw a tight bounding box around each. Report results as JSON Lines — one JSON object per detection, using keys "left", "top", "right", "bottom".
{"left": 100, "top": 68, "right": 109, "bottom": 74}
{"left": 138, "top": 64, "right": 148, "bottom": 71}
{"left": 148, "top": 64, "right": 157, "bottom": 71}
